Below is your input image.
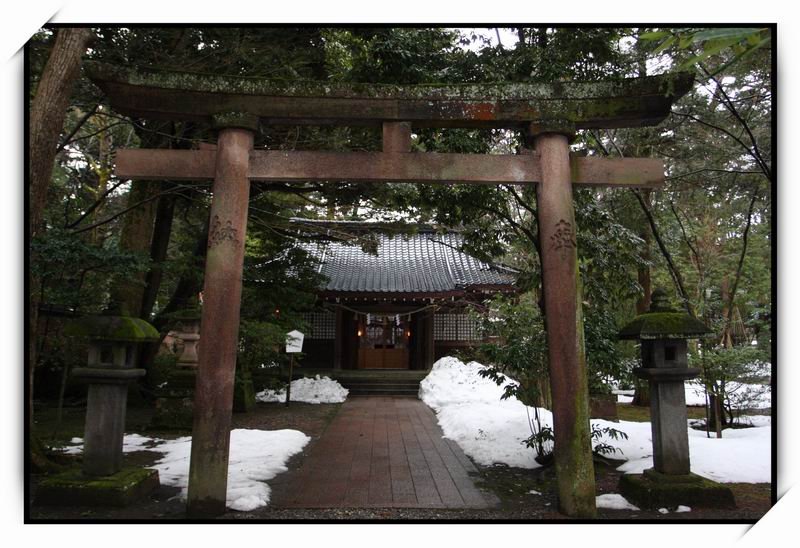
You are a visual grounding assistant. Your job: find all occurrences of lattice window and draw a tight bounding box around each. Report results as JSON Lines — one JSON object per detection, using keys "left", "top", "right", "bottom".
{"left": 459, "top": 314, "right": 481, "bottom": 341}
{"left": 303, "top": 310, "right": 335, "bottom": 340}
{"left": 434, "top": 313, "right": 482, "bottom": 341}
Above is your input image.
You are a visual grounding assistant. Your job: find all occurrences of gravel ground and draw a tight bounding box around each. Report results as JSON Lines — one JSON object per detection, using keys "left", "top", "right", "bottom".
{"left": 28, "top": 400, "right": 772, "bottom": 522}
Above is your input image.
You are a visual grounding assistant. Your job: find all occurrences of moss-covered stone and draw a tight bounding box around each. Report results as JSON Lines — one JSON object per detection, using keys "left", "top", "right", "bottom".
{"left": 620, "top": 288, "right": 712, "bottom": 340}
{"left": 35, "top": 466, "right": 159, "bottom": 507}
{"left": 64, "top": 314, "right": 160, "bottom": 343}
{"left": 618, "top": 471, "right": 736, "bottom": 509}
{"left": 85, "top": 61, "right": 694, "bottom": 130}
{"left": 619, "top": 312, "right": 712, "bottom": 340}
{"left": 86, "top": 61, "right": 694, "bottom": 102}
{"left": 211, "top": 111, "right": 260, "bottom": 131}
{"left": 161, "top": 301, "right": 201, "bottom": 326}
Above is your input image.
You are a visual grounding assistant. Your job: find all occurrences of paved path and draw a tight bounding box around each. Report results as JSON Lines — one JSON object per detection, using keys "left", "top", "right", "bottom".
{"left": 271, "top": 396, "right": 500, "bottom": 509}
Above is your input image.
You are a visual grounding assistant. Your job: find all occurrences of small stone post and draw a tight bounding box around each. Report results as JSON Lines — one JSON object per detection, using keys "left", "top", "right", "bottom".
{"left": 187, "top": 113, "right": 257, "bottom": 517}
{"left": 530, "top": 123, "right": 596, "bottom": 518}
{"left": 618, "top": 288, "right": 735, "bottom": 508}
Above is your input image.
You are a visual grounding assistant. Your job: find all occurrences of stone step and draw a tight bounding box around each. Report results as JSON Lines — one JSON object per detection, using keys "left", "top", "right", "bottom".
{"left": 342, "top": 382, "right": 420, "bottom": 391}
{"left": 347, "top": 387, "right": 420, "bottom": 396}
{"left": 338, "top": 376, "right": 422, "bottom": 396}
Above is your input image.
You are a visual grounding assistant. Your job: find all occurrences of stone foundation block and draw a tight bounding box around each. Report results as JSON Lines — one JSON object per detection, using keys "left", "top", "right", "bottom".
{"left": 618, "top": 469, "right": 736, "bottom": 509}
{"left": 35, "top": 467, "right": 160, "bottom": 507}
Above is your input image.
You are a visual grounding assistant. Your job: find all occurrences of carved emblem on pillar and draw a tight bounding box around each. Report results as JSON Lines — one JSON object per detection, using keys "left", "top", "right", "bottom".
{"left": 550, "top": 219, "right": 576, "bottom": 259}
{"left": 208, "top": 215, "right": 240, "bottom": 248}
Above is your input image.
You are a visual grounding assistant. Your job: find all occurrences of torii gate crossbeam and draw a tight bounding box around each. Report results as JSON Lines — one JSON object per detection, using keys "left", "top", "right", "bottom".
{"left": 88, "top": 63, "right": 692, "bottom": 518}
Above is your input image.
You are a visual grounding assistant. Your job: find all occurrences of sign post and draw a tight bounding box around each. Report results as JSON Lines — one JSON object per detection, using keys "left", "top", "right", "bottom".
{"left": 285, "top": 330, "right": 304, "bottom": 407}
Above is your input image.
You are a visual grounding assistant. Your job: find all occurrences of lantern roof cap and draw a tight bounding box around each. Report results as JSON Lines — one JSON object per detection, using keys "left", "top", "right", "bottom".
{"left": 162, "top": 295, "right": 202, "bottom": 324}
{"left": 619, "top": 289, "right": 713, "bottom": 340}
{"left": 64, "top": 302, "right": 160, "bottom": 343}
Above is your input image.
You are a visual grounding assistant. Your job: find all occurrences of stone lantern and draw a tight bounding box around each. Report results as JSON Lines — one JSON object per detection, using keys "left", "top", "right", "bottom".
{"left": 151, "top": 296, "right": 202, "bottom": 429}
{"left": 617, "top": 289, "right": 735, "bottom": 509}
{"left": 36, "top": 303, "right": 161, "bottom": 506}
{"left": 172, "top": 296, "right": 202, "bottom": 369}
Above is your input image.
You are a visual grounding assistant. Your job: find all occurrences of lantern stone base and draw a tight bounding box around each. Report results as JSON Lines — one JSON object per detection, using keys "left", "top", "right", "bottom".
{"left": 35, "top": 467, "right": 159, "bottom": 507}
{"left": 618, "top": 468, "right": 736, "bottom": 509}
{"left": 151, "top": 368, "right": 196, "bottom": 430}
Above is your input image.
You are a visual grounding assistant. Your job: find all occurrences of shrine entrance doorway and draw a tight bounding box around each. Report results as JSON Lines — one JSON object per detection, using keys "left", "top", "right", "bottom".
{"left": 357, "top": 313, "right": 410, "bottom": 370}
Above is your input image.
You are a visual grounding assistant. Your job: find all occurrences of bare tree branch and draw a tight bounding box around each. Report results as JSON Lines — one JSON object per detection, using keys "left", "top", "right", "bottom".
{"left": 723, "top": 188, "right": 760, "bottom": 338}
{"left": 631, "top": 189, "right": 695, "bottom": 316}
{"left": 56, "top": 104, "right": 98, "bottom": 153}
{"left": 671, "top": 110, "right": 771, "bottom": 179}
{"left": 64, "top": 178, "right": 128, "bottom": 229}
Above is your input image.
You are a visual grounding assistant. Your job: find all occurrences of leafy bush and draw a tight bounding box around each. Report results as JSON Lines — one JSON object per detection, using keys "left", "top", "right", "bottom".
{"left": 237, "top": 319, "right": 295, "bottom": 372}
{"left": 590, "top": 424, "right": 629, "bottom": 457}
{"left": 473, "top": 293, "right": 550, "bottom": 408}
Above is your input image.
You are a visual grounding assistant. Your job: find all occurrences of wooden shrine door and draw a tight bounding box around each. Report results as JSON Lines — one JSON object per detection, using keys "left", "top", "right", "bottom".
{"left": 357, "top": 313, "right": 410, "bottom": 369}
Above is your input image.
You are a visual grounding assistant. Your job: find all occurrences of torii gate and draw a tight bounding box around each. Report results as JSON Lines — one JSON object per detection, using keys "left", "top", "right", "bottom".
{"left": 88, "top": 62, "right": 692, "bottom": 518}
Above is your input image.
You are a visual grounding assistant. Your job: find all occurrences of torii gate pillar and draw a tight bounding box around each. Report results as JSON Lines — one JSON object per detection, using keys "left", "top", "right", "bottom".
{"left": 186, "top": 113, "right": 257, "bottom": 517}
{"left": 532, "top": 123, "right": 596, "bottom": 517}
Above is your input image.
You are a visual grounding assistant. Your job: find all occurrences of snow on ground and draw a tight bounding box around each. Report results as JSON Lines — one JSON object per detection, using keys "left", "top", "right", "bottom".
{"left": 685, "top": 380, "right": 771, "bottom": 409}
{"left": 61, "top": 428, "right": 310, "bottom": 511}
{"left": 61, "top": 433, "right": 153, "bottom": 455}
{"left": 738, "top": 414, "right": 772, "bottom": 428}
{"left": 615, "top": 382, "right": 770, "bottom": 408}
{"left": 420, "top": 357, "right": 771, "bottom": 483}
{"left": 614, "top": 389, "right": 634, "bottom": 404}
{"left": 596, "top": 493, "right": 640, "bottom": 511}
{"left": 255, "top": 375, "right": 348, "bottom": 404}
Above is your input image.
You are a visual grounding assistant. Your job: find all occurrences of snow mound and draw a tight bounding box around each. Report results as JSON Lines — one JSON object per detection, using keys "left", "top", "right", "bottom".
{"left": 419, "top": 357, "right": 550, "bottom": 469}
{"left": 61, "top": 428, "right": 310, "bottom": 511}
{"left": 255, "top": 375, "right": 348, "bottom": 404}
{"left": 419, "top": 356, "right": 772, "bottom": 483}
{"left": 419, "top": 356, "right": 513, "bottom": 408}
{"left": 596, "top": 493, "right": 640, "bottom": 511}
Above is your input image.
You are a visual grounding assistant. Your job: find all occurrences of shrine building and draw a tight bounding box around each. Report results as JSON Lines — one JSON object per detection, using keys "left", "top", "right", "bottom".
{"left": 291, "top": 220, "right": 516, "bottom": 372}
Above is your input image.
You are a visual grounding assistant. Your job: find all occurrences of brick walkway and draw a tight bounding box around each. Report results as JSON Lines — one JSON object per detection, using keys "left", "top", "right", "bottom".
{"left": 271, "top": 396, "right": 499, "bottom": 509}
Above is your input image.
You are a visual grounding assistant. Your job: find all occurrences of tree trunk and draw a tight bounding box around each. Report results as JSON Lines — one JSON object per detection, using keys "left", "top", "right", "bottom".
{"left": 107, "top": 120, "right": 174, "bottom": 316}
{"left": 28, "top": 27, "right": 92, "bottom": 433}
{"left": 136, "top": 191, "right": 178, "bottom": 373}
{"left": 152, "top": 218, "right": 210, "bottom": 331}
{"left": 632, "top": 189, "right": 652, "bottom": 407}
{"left": 29, "top": 28, "right": 92, "bottom": 239}
{"left": 140, "top": 191, "right": 178, "bottom": 320}
{"left": 107, "top": 180, "right": 160, "bottom": 315}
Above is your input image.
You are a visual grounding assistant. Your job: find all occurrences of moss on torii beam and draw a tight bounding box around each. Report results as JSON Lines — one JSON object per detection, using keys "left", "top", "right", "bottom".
{"left": 86, "top": 61, "right": 693, "bottom": 130}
